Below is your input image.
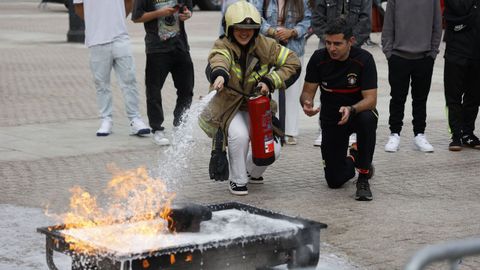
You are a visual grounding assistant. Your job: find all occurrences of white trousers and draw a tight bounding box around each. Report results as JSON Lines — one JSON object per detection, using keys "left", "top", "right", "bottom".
{"left": 272, "top": 57, "right": 304, "bottom": 137}
{"left": 89, "top": 37, "right": 141, "bottom": 121}
{"left": 227, "top": 111, "right": 282, "bottom": 185}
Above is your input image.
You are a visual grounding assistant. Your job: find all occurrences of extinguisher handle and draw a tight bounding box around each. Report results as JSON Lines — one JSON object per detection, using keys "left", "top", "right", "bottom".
{"left": 253, "top": 85, "right": 265, "bottom": 97}
{"left": 255, "top": 83, "right": 271, "bottom": 96}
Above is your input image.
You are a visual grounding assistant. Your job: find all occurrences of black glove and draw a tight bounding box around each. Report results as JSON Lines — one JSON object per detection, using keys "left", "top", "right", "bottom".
{"left": 209, "top": 128, "right": 229, "bottom": 181}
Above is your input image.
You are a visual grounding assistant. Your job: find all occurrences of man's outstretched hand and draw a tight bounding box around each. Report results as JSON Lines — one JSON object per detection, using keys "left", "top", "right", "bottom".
{"left": 338, "top": 106, "right": 351, "bottom": 125}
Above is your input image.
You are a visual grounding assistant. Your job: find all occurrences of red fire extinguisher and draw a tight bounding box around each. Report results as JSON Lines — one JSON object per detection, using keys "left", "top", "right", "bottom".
{"left": 248, "top": 95, "right": 275, "bottom": 166}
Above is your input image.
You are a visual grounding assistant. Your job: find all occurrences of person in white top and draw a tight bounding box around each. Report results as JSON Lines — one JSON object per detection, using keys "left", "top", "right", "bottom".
{"left": 73, "top": 0, "right": 150, "bottom": 137}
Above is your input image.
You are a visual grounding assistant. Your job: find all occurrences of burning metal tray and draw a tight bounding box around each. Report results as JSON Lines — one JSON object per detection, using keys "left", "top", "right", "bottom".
{"left": 37, "top": 202, "right": 327, "bottom": 270}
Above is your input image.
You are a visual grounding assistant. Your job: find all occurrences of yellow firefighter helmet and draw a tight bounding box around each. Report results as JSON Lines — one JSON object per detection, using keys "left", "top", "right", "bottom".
{"left": 224, "top": 0, "right": 261, "bottom": 37}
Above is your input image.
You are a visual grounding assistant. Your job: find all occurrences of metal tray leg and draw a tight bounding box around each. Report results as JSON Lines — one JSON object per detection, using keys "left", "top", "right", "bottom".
{"left": 45, "top": 237, "right": 60, "bottom": 270}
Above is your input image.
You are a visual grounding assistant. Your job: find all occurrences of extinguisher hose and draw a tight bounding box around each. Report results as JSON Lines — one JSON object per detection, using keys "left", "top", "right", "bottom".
{"left": 225, "top": 84, "right": 265, "bottom": 99}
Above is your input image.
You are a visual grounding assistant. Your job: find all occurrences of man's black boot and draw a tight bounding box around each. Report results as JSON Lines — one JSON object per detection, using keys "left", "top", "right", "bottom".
{"left": 355, "top": 176, "right": 372, "bottom": 201}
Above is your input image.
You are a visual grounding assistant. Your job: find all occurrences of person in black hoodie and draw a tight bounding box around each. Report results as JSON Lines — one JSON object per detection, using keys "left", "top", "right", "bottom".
{"left": 443, "top": 0, "right": 480, "bottom": 151}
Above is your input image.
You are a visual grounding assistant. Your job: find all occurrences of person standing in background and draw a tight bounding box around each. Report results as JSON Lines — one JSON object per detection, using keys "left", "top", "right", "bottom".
{"left": 311, "top": 0, "right": 372, "bottom": 49}
{"left": 132, "top": 0, "right": 195, "bottom": 146}
{"left": 443, "top": 0, "right": 480, "bottom": 151}
{"left": 310, "top": 0, "right": 372, "bottom": 147}
{"left": 382, "top": 0, "right": 442, "bottom": 153}
{"left": 74, "top": 0, "right": 151, "bottom": 137}
{"left": 254, "top": 0, "right": 311, "bottom": 145}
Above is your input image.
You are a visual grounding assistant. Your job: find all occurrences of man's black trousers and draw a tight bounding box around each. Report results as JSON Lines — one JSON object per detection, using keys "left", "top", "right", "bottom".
{"left": 145, "top": 50, "right": 194, "bottom": 132}
{"left": 387, "top": 55, "right": 434, "bottom": 136}
{"left": 321, "top": 110, "right": 378, "bottom": 189}
{"left": 444, "top": 59, "right": 480, "bottom": 137}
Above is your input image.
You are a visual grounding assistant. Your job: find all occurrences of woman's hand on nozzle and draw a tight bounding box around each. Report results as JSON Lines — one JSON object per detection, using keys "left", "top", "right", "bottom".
{"left": 213, "top": 76, "right": 225, "bottom": 92}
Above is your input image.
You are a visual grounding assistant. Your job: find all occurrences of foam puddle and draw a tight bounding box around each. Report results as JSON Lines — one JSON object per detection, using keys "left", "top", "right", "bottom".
{"left": 61, "top": 209, "right": 304, "bottom": 257}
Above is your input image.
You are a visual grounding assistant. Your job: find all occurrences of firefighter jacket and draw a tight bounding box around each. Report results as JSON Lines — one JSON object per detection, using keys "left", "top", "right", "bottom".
{"left": 199, "top": 34, "right": 301, "bottom": 138}
{"left": 311, "top": 0, "right": 372, "bottom": 46}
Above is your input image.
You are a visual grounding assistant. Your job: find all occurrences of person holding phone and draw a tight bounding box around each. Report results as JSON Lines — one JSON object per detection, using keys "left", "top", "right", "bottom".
{"left": 132, "top": 0, "right": 194, "bottom": 145}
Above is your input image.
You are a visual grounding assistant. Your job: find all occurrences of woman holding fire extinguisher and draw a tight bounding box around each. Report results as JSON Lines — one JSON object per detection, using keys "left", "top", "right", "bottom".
{"left": 199, "top": 0, "right": 301, "bottom": 195}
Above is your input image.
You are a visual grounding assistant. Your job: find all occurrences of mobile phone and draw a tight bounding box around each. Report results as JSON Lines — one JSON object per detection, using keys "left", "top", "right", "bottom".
{"left": 173, "top": 3, "right": 185, "bottom": 10}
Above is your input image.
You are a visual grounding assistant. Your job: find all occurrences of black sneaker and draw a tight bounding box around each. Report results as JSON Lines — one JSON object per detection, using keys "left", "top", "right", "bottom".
{"left": 461, "top": 134, "right": 480, "bottom": 149}
{"left": 449, "top": 136, "right": 462, "bottom": 151}
{"left": 229, "top": 181, "right": 248, "bottom": 195}
{"left": 355, "top": 178, "right": 372, "bottom": 201}
{"left": 248, "top": 176, "right": 264, "bottom": 184}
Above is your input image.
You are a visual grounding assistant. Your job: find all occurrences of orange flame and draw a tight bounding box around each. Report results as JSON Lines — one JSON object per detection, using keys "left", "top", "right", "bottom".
{"left": 170, "top": 254, "right": 176, "bottom": 264}
{"left": 61, "top": 165, "right": 176, "bottom": 254}
{"left": 185, "top": 254, "right": 193, "bottom": 262}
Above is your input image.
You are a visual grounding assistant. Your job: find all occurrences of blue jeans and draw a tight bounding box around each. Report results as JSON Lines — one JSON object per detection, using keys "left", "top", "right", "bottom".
{"left": 89, "top": 37, "right": 141, "bottom": 121}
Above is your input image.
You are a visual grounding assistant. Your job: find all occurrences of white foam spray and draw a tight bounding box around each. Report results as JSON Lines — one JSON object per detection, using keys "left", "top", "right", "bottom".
{"left": 153, "top": 90, "right": 217, "bottom": 190}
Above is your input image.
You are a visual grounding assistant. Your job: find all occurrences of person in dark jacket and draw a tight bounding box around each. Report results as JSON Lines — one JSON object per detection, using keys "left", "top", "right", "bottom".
{"left": 443, "top": 0, "right": 480, "bottom": 151}
{"left": 311, "top": 0, "right": 372, "bottom": 48}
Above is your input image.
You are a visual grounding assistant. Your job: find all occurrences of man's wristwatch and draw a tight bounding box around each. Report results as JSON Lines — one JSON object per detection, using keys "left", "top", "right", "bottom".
{"left": 349, "top": 105, "right": 357, "bottom": 115}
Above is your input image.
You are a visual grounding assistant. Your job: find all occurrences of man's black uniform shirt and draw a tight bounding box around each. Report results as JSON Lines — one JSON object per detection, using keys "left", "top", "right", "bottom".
{"left": 305, "top": 46, "right": 377, "bottom": 125}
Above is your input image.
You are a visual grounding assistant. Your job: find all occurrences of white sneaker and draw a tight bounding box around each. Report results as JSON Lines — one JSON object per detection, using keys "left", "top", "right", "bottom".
{"left": 152, "top": 131, "right": 170, "bottom": 146}
{"left": 385, "top": 133, "right": 400, "bottom": 152}
{"left": 96, "top": 117, "right": 112, "bottom": 136}
{"left": 313, "top": 133, "right": 322, "bottom": 147}
{"left": 414, "top": 133, "right": 434, "bottom": 152}
{"left": 130, "top": 118, "right": 151, "bottom": 136}
{"left": 285, "top": 135, "right": 297, "bottom": 145}
{"left": 349, "top": 133, "right": 357, "bottom": 146}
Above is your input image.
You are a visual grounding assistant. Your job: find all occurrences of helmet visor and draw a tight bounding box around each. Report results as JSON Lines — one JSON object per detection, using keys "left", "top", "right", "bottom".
{"left": 233, "top": 23, "right": 261, "bottom": 29}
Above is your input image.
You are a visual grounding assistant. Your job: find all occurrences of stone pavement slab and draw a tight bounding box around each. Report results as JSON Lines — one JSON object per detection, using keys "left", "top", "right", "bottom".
{"left": 1, "top": 1, "right": 480, "bottom": 269}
